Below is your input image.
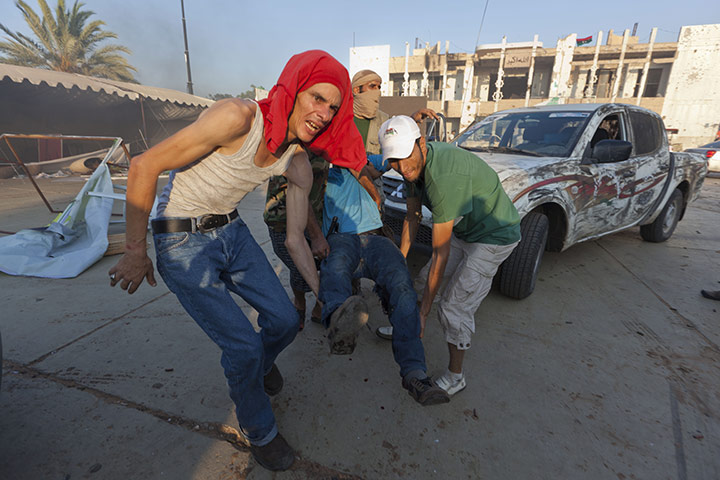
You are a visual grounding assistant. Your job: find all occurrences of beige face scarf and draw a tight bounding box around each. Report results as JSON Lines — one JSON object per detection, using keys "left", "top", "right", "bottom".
{"left": 353, "top": 89, "right": 381, "bottom": 119}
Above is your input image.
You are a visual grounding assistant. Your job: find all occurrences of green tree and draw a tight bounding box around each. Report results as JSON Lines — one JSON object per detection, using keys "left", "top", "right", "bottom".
{"left": 238, "top": 84, "right": 263, "bottom": 99}
{"left": 207, "top": 93, "right": 234, "bottom": 101}
{"left": 0, "top": 0, "right": 137, "bottom": 82}
{"left": 207, "top": 85, "right": 265, "bottom": 101}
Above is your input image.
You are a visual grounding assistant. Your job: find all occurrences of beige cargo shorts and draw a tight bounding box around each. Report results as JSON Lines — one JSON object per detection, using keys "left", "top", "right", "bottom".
{"left": 418, "top": 235, "right": 518, "bottom": 350}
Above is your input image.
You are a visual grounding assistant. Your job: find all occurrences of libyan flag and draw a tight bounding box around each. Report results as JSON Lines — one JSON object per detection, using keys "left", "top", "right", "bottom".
{"left": 577, "top": 35, "right": 593, "bottom": 46}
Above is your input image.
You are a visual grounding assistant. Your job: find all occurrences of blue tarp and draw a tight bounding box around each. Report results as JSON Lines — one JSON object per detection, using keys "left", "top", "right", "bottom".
{"left": 0, "top": 142, "right": 119, "bottom": 278}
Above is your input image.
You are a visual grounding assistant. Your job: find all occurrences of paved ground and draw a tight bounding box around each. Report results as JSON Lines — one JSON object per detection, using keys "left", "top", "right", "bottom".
{"left": 1, "top": 174, "right": 719, "bottom": 480}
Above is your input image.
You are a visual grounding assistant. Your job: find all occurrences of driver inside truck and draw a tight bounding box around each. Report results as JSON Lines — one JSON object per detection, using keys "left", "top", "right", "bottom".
{"left": 591, "top": 115, "right": 621, "bottom": 147}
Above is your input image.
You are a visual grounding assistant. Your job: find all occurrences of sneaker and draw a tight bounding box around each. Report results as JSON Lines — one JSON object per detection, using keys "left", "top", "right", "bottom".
{"left": 375, "top": 325, "right": 393, "bottom": 340}
{"left": 402, "top": 376, "right": 450, "bottom": 406}
{"left": 250, "top": 433, "right": 295, "bottom": 471}
{"left": 434, "top": 371, "right": 467, "bottom": 396}
{"left": 263, "top": 364, "right": 283, "bottom": 396}
{"left": 327, "top": 296, "right": 369, "bottom": 355}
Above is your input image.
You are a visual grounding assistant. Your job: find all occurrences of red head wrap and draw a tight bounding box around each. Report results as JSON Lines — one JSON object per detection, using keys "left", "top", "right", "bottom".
{"left": 258, "top": 50, "right": 366, "bottom": 172}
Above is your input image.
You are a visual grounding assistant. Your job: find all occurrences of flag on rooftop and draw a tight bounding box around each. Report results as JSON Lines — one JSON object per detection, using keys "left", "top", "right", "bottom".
{"left": 577, "top": 35, "right": 593, "bottom": 46}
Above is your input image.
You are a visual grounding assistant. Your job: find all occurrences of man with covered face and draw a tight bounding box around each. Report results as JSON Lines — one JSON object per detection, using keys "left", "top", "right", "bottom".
{"left": 351, "top": 69, "right": 388, "bottom": 156}
{"left": 351, "top": 70, "right": 437, "bottom": 208}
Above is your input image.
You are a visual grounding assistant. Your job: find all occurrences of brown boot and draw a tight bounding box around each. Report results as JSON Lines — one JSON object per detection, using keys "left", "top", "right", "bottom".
{"left": 327, "top": 295, "right": 368, "bottom": 355}
{"left": 250, "top": 433, "right": 295, "bottom": 471}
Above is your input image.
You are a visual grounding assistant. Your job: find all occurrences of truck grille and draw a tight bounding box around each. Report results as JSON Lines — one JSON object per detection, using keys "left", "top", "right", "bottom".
{"left": 382, "top": 209, "right": 433, "bottom": 247}
{"left": 382, "top": 177, "right": 407, "bottom": 204}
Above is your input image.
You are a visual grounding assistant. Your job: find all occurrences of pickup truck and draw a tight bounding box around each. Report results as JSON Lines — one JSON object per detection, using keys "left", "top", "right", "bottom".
{"left": 382, "top": 103, "right": 707, "bottom": 299}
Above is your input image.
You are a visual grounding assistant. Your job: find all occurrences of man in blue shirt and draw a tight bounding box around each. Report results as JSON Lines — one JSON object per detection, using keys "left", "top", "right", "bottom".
{"left": 318, "top": 156, "right": 449, "bottom": 406}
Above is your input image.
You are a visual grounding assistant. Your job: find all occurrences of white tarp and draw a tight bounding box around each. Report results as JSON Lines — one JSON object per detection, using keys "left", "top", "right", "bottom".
{"left": 0, "top": 143, "right": 119, "bottom": 278}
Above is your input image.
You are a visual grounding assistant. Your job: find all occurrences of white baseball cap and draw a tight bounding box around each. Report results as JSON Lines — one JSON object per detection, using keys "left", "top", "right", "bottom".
{"left": 378, "top": 115, "right": 420, "bottom": 161}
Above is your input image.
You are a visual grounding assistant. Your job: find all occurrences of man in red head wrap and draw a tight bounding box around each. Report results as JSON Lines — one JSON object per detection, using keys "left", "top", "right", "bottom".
{"left": 108, "top": 50, "right": 366, "bottom": 471}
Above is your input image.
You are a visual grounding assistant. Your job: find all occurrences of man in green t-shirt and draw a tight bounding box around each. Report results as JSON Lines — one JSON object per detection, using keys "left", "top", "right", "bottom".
{"left": 378, "top": 115, "right": 521, "bottom": 397}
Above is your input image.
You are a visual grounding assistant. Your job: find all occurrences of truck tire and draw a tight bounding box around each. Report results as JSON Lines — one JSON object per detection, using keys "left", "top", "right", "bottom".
{"left": 498, "top": 212, "right": 549, "bottom": 299}
{"left": 640, "top": 188, "right": 683, "bottom": 243}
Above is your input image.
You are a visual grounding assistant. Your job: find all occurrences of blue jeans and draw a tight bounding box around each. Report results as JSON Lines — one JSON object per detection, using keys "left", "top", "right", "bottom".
{"left": 153, "top": 216, "right": 298, "bottom": 446}
{"left": 319, "top": 233, "right": 426, "bottom": 377}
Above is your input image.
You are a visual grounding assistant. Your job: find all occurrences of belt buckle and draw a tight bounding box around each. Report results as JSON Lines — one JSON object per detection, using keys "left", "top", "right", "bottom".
{"left": 196, "top": 214, "right": 220, "bottom": 233}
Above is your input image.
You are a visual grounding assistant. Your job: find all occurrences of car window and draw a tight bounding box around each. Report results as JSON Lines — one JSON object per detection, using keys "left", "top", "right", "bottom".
{"left": 590, "top": 113, "right": 626, "bottom": 148}
{"left": 454, "top": 118, "right": 512, "bottom": 149}
{"left": 629, "top": 110, "right": 662, "bottom": 156}
{"left": 455, "top": 111, "right": 591, "bottom": 157}
{"left": 702, "top": 140, "right": 720, "bottom": 148}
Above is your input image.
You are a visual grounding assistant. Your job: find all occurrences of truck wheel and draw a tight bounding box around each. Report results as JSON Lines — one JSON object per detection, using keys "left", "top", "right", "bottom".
{"left": 640, "top": 189, "right": 683, "bottom": 243}
{"left": 498, "top": 212, "right": 549, "bottom": 299}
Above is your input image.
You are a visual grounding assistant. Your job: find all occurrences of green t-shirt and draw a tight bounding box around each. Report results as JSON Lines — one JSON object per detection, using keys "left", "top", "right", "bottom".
{"left": 263, "top": 153, "right": 328, "bottom": 231}
{"left": 407, "top": 142, "right": 521, "bottom": 245}
{"left": 354, "top": 117, "right": 371, "bottom": 147}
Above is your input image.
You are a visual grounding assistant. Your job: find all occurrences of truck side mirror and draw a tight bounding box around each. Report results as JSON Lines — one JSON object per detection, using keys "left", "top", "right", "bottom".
{"left": 592, "top": 140, "right": 632, "bottom": 163}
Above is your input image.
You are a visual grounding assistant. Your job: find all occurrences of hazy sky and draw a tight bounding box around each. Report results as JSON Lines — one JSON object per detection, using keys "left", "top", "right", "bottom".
{"left": 1, "top": 0, "right": 717, "bottom": 98}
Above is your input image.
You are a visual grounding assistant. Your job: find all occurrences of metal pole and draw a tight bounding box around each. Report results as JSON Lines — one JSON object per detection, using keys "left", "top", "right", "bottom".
{"left": 180, "top": 0, "right": 194, "bottom": 95}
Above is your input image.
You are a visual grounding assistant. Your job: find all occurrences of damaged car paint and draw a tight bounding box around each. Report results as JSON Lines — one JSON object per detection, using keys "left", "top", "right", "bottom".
{"left": 382, "top": 103, "right": 707, "bottom": 299}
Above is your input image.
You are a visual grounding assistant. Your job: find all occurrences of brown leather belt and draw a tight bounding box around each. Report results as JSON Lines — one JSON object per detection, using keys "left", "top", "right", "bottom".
{"left": 151, "top": 210, "right": 239, "bottom": 234}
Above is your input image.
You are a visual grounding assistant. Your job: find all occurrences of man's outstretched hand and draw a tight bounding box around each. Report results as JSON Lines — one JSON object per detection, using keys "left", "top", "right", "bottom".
{"left": 109, "top": 251, "right": 156, "bottom": 294}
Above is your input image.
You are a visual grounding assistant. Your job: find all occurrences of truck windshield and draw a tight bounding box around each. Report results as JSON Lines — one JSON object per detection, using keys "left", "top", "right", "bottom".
{"left": 454, "top": 111, "right": 591, "bottom": 157}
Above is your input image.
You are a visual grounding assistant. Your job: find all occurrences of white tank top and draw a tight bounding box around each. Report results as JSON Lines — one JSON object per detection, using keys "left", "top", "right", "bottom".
{"left": 158, "top": 103, "right": 297, "bottom": 218}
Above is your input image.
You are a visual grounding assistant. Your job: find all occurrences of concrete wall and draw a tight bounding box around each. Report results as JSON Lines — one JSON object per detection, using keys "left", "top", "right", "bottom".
{"left": 349, "top": 45, "right": 391, "bottom": 95}
{"left": 661, "top": 24, "right": 720, "bottom": 149}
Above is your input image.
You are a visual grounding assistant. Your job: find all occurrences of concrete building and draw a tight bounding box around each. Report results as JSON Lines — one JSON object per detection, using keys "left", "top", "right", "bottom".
{"left": 349, "top": 24, "right": 720, "bottom": 149}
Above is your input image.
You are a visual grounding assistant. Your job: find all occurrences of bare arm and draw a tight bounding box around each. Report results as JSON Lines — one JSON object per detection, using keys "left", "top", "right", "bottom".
{"left": 400, "top": 196, "right": 422, "bottom": 257}
{"left": 364, "top": 162, "right": 383, "bottom": 180}
{"left": 410, "top": 108, "right": 439, "bottom": 124}
{"left": 284, "top": 151, "right": 320, "bottom": 296}
{"left": 418, "top": 220, "right": 454, "bottom": 337}
{"left": 109, "top": 99, "right": 255, "bottom": 293}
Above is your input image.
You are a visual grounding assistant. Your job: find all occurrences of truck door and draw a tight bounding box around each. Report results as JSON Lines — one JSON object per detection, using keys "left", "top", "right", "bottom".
{"left": 572, "top": 110, "right": 638, "bottom": 240}
{"left": 623, "top": 109, "right": 671, "bottom": 221}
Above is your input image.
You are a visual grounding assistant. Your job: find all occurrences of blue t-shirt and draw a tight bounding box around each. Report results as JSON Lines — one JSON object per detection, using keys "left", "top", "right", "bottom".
{"left": 367, "top": 154, "right": 388, "bottom": 173}
{"left": 322, "top": 162, "right": 383, "bottom": 236}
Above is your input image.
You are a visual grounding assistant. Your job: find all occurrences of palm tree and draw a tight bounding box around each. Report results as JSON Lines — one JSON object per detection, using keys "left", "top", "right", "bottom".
{"left": 0, "top": 0, "right": 137, "bottom": 82}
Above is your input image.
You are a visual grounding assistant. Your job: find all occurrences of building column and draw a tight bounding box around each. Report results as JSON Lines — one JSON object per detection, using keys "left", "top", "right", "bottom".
{"left": 493, "top": 36, "right": 507, "bottom": 112}
{"left": 549, "top": 33, "right": 577, "bottom": 103}
{"left": 584, "top": 30, "right": 604, "bottom": 101}
{"left": 611, "top": 29, "right": 630, "bottom": 102}
{"left": 524, "top": 34, "right": 539, "bottom": 107}
{"left": 636, "top": 27, "right": 658, "bottom": 105}
{"left": 460, "top": 59, "right": 476, "bottom": 131}
{"left": 403, "top": 42, "right": 410, "bottom": 96}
